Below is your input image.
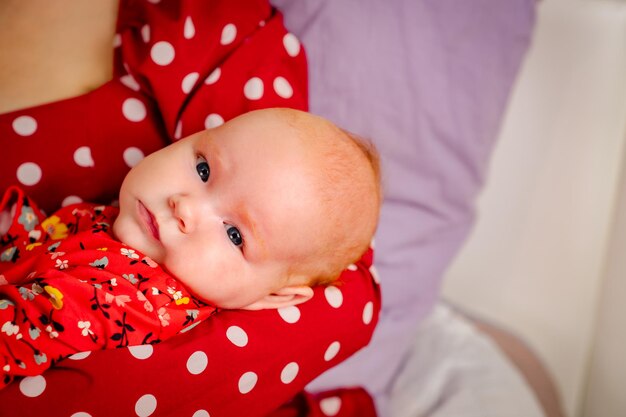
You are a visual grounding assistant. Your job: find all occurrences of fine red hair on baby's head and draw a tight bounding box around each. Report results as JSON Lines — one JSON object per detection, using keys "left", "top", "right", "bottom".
{"left": 283, "top": 110, "right": 381, "bottom": 286}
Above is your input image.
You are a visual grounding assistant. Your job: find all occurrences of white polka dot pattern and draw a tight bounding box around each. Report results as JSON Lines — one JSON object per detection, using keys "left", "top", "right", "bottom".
{"left": 120, "top": 74, "right": 141, "bottom": 91}
{"left": 363, "top": 301, "right": 374, "bottom": 325}
{"left": 182, "top": 72, "right": 200, "bottom": 94}
{"left": 283, "top": 33, "right": 301, "bottom": 57}
{"left": 205, "top": 68, "right": 221, "bottom": 85}
{"left": 151, "top": 41, "right": 175, "bottom": 66}
{"left": 369, "top": 264, "right": 380, "bottom": 284}
{"left": 278, "top": 305, "right": 300, "bottom": 324}
{"left": 273, "top": 77, "right": 293, "bottom": 99}
{"left": 71, "top": 412, "right": 93, "bottom": 417}
{"left": 205, "top": 114, "right": 224, "bottom": 129}
{"left": 135, "top": 394, "right": 157, "bottom": 417}
{"left": 123, "top": 147, "right": 145, "bottom": 168}
{"left": 174, "top": 121, "right": 183, "bottom": 139}
{"left": 62, "top": 196, "right": 83, "bottom": 207}
{"left": 19, "top": 375, "right": 46, "bottom": 398}
{"left": 244, "top": 77, "right": 264, "bottom": 100}
{"left": 12, "top": 115, "right": 38, "bottom": 136}
{"left": 324, "top": 341, "right": 340, "bottom": 361}
{"left": 141, "top": 25, "right": 150, "bottom": 43}
{"left": 238, "top": 372, "right": 258, "bottom": 394}
{"left": 324, "top": 286, "right": 343, "bottom": 308}
{"left": 17, "top": 162, "right": 42, "bottom": 186}
{"left": 122, "top": 98, "right": 147, "bottom": 122}
{"left": 69, "top": 351, "right": 91, "bottom": 360}
{"left": 187, "top": 351, "right": 208, "bottom": 375}
{"left": 184, "top": 17, "right": 196, "bottom": 39}
{"left": 226, "top": 326, "right": 248, "bottom": 347}
{"left": 192, "top": 410, "right": 210, "bottom": 417}
{"left": 74, "top": 146, "right": 95, "bottom": 168}
{"left": 113, "top": 34, "right": 122, "bottom": 48}
{"left": 347, "top": 264, "right": 358, "bottom": 271}
{"left": 319, "top": 396, "right": 342, "bottom": 416}
{"left": 220, "top": 24, "right": 237, "bottom": 45}
{"left": 280, "top": 362, "right": 299, "bottom": 384}
{"left": 128, "top": 345, "right": 154, "bottom": 360}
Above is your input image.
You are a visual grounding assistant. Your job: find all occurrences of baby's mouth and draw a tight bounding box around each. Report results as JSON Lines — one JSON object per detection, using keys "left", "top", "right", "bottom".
{"left": 138, "top": 201, "right": 160, "bottom": 241}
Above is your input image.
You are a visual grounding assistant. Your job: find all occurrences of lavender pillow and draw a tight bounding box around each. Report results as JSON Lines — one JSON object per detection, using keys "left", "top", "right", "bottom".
{"left": 273, "top": 0, "right": 536, "bottom": 413}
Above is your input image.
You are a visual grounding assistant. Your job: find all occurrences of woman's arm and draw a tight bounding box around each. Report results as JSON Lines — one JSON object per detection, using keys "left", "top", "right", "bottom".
{"left": 0, "top": 0, "right": 118, "bottom": 114}
{"left": 0, "top": 2, "right": 380, "bottom": 415}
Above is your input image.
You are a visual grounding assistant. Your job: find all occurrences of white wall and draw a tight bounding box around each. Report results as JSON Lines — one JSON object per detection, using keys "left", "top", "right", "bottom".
{"left": 442, "top": 1, "right": 626, "bottom": 416}
{"left": 583, "top": 116, "right": 626, "bottom": 416}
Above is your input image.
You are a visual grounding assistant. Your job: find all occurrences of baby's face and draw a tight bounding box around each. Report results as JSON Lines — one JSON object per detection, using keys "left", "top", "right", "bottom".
{"left": 113, "top": 110, "right": 324, "bottom": 309}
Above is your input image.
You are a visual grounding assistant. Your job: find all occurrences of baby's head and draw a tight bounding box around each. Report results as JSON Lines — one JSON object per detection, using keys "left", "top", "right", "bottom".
{"left": 113, "top": 108, "right": 380, "bottom": 310}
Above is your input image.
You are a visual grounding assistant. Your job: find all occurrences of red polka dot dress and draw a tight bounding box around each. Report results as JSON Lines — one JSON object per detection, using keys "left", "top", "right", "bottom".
{"left": 0, "top": 1, "right": 380, "bottom": 416}
{"left": 0, "top": 0, "right": 307, "bottom": 215}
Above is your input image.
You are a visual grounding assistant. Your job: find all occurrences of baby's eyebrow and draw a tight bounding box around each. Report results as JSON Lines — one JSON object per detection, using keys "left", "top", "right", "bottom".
{"left": 197, "top": 138, "right": 226, "bottom": 181}
{"left": 238, "top": 205, "right": 267, "bottom": 258}
{"left": 203, "top": 139, "right": 223, "bottom": 166}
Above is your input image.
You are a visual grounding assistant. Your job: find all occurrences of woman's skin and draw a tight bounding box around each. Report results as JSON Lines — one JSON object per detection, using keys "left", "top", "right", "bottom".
{"left": 0, "top": 2, "right": 564, "bottom": 416}
{"left": 0, "top": 0, "right": 118, "bottom": 113}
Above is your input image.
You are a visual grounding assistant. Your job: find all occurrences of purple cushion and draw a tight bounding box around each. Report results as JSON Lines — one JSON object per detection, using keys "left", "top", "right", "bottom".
{"left": 273, "top": 0, "right": 536, "bottom": 413}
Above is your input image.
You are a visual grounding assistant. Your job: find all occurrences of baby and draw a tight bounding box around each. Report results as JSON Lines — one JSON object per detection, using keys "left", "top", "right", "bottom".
{"left": 113, "top": 107, "right": 381, "bottom": 308}
{"left": 0, "top": 108, "right": 381, "bottom": 386}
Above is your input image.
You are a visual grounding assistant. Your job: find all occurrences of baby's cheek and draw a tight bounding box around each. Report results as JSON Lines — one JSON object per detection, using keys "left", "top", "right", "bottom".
{"left": 162, "top": 252, "right": 184, "bottom": 276}
{"left": 112, "top": 217, "right": 134, "bottom": 247}
{"left": 163, "top": 256, "right": 212, "bottom": 301}
{"left": 163, "top": 249, "right": 205, "bottom": 281}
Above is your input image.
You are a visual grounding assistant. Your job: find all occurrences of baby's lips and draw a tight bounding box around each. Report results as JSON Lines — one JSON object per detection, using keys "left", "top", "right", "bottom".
{"left": 138, "top": 200, "right": 160, "bottom": 241}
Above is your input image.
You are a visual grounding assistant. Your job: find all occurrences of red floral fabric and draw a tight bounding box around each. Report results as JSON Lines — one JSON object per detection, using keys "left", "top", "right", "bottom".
{"left": 0, "top": 186, "right": 217, "bottom": 389}
{"left": 0, "top": 1, "right": 379, "bottom": 416}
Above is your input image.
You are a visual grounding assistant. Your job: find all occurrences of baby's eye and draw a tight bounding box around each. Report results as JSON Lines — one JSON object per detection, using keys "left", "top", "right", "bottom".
{"left": 224, "top": 224, "right": 244, "bottom": 248}
{"left": 196, "top": 155, "right": 210, "bottom": 183}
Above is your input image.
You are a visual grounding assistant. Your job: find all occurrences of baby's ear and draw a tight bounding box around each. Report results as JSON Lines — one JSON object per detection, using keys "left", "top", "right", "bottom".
{"left": 240, "top": 285, "right": 314, "bottom": 311}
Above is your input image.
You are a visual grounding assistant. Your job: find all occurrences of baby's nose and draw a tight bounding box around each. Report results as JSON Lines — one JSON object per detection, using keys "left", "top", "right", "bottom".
{"left": 168, "top": 195, "right": 196, "bottom": 234}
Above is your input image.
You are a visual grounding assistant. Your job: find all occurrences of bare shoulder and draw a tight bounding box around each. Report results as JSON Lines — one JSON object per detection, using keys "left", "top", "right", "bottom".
{"left": 0, "top": 0, "right": 119, "bottom": 113}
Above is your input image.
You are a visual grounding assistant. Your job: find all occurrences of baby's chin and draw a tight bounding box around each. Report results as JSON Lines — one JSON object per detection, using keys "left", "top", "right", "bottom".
{"left": 112, "top": 219, "right": 163, "bottom": 262}
{"left": 111, "top": 218, "right": 124, "bottom": 243}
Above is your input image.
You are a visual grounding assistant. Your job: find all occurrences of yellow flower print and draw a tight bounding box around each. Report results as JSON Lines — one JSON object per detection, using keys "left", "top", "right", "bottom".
{"left": 44, "top": 286, "right": 64, "bottom": 310}
{"left": 175, "top": 296, "right": 190, "bottom": 306}
{"left": 26, "top": 242, "right": 43, "bottom": 251}
{"left": 168, "top": 287, "right": 190, "bottom": 305}
{"left": 41, "top": 216, "right": 69, "bottom": 240}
